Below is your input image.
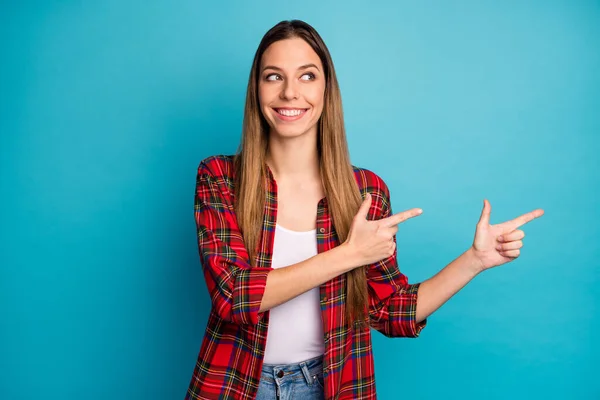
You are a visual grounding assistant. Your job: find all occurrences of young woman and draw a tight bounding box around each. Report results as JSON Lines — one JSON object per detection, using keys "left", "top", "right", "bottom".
{"left": 185, "top": 20, "right": 544, "bottom": 400}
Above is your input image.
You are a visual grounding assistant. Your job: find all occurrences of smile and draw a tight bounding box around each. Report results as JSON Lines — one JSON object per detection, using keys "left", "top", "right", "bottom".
{"left": 273, "top": 108, "right": 309, "bottom": 121}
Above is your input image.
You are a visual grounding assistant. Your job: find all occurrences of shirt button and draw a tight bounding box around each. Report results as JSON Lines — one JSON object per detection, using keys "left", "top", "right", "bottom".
{"left": 319, "top": 227, "right": 325, "bottom": 234}
{"left": 277, "top": 370, "right": 284, "bottom": 378}
{"left": 321, "top": 296, "right": 327, "bottom": 303}
{"left": 324, "top": 333, "right": 329, "bottom": 342}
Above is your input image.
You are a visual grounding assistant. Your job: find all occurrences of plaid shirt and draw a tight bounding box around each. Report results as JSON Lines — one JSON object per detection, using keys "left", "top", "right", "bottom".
{"left": 186, "top": 155, "right": 427, "bottom": 400}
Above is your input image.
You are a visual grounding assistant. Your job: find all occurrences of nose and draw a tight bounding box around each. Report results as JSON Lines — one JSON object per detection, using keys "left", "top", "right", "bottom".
{"left": 280, "top": 79, "right": 299, "bottom": 100}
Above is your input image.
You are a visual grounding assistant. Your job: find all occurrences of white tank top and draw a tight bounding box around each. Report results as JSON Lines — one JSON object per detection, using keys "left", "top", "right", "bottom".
{"left": 262, "top": 223, "right": 325, "bottom": 364}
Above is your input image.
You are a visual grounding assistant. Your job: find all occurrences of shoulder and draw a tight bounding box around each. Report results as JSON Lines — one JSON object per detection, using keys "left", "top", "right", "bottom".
{"left": 351, "top": 164, "right": 392, "bottom": 211}
{"left": 196, "top": 155, "right": 236, "bottom": 198}
{"left": 197, "top": 154, "right": 235, "bottom": 178}
{"left": 352, "top": 164, "right": 390, "bottom": 198}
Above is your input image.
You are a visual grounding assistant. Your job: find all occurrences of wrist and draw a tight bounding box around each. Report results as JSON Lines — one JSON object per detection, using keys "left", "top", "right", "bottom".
{"left": 464, "top": 247, "right": 485, "bottom": 276}
{"left": 333, "top": 242, "right": 362, "bottom": 273}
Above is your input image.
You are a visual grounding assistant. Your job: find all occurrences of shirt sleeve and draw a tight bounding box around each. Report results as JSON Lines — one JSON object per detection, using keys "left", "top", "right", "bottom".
{"left": 367, "top": 181, "right": 427, "bottom": 338}
{"left": 194, "top": 161, "right": 271, "bottom": 325}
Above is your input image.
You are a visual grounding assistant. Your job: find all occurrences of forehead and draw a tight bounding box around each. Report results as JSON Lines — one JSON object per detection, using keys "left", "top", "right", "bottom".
{"left": 260, "top": 38, "right": 323, "bottom": 70}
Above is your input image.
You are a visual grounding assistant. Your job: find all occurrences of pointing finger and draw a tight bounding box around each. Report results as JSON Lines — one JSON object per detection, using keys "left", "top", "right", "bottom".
{"left": 500, "top": 209, "right": 545, "bottom": 231}
{"left": 380, "top": 208, "right": 423, "bottom": 227}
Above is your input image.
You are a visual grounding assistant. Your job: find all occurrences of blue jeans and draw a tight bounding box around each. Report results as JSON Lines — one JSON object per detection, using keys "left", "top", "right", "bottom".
{"left": 255, "top": 354, "right": 325, "bottom": 400}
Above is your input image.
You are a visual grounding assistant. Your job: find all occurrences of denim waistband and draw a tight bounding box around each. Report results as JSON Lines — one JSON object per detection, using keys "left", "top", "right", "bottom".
{"left": 261, "top": 354, "right": 323, "bottom": 384}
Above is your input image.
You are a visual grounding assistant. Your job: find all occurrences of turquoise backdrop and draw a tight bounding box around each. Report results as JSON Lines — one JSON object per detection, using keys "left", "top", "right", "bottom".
{"left": 1, "top": 1, "right": 598, "bottom": 399}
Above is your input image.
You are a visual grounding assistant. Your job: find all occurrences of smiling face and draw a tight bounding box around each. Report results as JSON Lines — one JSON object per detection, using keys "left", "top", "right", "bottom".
{"left": 258, "top": 38, "right": 326, "bottom": 139}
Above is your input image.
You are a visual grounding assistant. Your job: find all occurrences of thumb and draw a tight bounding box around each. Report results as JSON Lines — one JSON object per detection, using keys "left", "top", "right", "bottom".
{"left": 478, "top": 199, "right": 491, "bottom": 225}
{"left": 356, "top": 192, "right": 373, "bottom": 220}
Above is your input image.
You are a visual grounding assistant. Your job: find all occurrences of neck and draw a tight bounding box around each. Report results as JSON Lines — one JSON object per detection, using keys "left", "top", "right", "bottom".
{"left": 265, "top": 129, "right": 320, "bottom": 183}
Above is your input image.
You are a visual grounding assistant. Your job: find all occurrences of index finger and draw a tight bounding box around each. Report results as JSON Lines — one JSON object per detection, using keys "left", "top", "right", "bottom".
{"left": 500, "top": 208, "right": 545, "bottom": 231}
{"left": 380, "top": 208, "right": 423, "bottom": 227}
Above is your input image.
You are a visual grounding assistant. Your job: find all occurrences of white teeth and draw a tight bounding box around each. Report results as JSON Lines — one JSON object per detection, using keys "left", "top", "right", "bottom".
{"left": 277, "top": 109, "right": 304, "bottom": 117}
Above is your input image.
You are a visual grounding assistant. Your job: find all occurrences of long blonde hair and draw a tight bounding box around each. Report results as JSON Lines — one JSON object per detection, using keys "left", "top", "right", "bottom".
{"left": 234, "top": 20, "right": 367, "bottom": 326}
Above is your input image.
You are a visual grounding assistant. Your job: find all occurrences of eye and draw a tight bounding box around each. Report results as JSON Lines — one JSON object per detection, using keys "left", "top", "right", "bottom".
{"left": 300, "top": 72, "right": 316, "bottom": 81}
{"left": 265, "top": 73, "right": 282, "bottom": 81}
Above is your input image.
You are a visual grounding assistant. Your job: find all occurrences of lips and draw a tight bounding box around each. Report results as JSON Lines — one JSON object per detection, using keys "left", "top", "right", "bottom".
{"left": 272, "top": 107, "right": 309, "bottom": 121}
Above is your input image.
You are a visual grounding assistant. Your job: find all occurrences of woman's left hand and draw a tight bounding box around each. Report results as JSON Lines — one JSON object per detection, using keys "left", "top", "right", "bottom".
{"left": 471, "top": 199, "right": 544, "bottom": 272}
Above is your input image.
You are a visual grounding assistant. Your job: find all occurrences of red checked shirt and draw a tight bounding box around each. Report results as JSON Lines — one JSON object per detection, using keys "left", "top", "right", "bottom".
{"left": 186, "top": 155, "right": 427, "bottom": 400}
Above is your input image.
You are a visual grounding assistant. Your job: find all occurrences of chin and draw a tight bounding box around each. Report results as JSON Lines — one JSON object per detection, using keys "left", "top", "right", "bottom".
{"left": 272, "top": 125, "right": 315, "bottom": 138}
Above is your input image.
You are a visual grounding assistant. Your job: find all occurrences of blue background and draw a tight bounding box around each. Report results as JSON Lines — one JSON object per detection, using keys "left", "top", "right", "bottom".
{"left": 1, "top": 1, "right": 598, "bottom": 399}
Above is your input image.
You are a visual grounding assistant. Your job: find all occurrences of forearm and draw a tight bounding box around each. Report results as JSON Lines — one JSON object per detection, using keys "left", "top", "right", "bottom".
{"left": 259, "top": 243, "right": 358, "bottom": 313}
{"left": 415, "top": 248, "right": 483, "bottom": 323}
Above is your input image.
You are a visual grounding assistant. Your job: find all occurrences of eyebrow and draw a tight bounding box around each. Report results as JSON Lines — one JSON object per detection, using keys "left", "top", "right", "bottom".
{"left": 262, "top": 63, "right": 321, "bottom": 73}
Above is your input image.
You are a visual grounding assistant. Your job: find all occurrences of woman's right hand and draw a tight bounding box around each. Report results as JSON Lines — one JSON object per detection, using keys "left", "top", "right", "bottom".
{"left": 343, "top": 193, "right": 423, "bottom": 266}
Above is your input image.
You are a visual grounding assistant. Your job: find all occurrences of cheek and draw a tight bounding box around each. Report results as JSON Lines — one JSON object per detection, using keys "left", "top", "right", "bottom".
{"left": 258, "top": 84, "right": 273, "bottom": 108}
{"left": 307, "top": 87, "right": 325, "bottom": 112}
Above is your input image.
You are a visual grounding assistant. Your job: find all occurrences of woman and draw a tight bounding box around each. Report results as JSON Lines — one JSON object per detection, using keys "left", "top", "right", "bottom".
{"left": 185, "top": 20, "right": 544, "bottom": 400}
